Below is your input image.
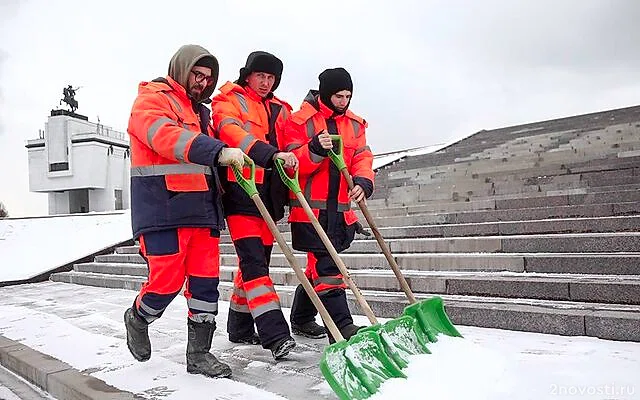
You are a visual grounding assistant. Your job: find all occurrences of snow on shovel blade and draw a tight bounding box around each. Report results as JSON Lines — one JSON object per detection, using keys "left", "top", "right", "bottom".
{"left": 403, "top": 296, "right": 462, "bottom": 342}
{"left": 359, "top": 316, "right": 430, "bottom": 370}
{"left": 320, "top": 330, "right": 406, "bottom": 400}
{"left": 380, "top": 315, "right": 432, "bottom": 368}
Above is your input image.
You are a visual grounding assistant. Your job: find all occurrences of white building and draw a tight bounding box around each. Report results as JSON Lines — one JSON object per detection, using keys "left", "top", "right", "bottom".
{"left": 26, "top": 110, "right": 131, "bottom": 215}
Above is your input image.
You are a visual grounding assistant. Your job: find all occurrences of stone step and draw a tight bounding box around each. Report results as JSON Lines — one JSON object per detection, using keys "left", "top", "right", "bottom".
{"left": 494, "top": 189, "right": 640, "bottom": 210}
{"left": 428, "top": 202, "right": 639, "bottom": 224}
{"left": 381, "top": 156, "right": 640, "bottom": 188}
{"left": 215, "top": 233, "right": 640, "bottom": 254}
{"left": 568, "top": 155, "right": 640, "bottom": 173}
{"left": 363, "top": 215, "right": 640, "bottom": 237}
{"left": 380, "top": 173, "right": 640, "bottom": 204}
{"left": 48, "top": 272, "right": 640, "bottom": 341}
{"left": 115, "top": 233, "right": 294, "bottom": 253}
{"left": 71, "top": 263, "right": 640, "bottom": 305}
{"left": 366, "top": 189, "right": 640, "bottom": 216}
{"left": 299, "top": 232, "right": 638, "bottom": 254}
{"left": 93, "top": 252, "right": 528, "bottom": 272}
{"left": 363, "top": 199, "right": 498, "bottom": 217}
{"left": 50, "top": 271, "right": 145, "bottom": 291}
{"left": 218, "top": 267, "right": 640, "bottom": 305}
{"left": 90, "top": 251, "right": 640, "bottom": 275}
{"left": 74, "top": 262, "right": 147, "bottom": 276}
{"left": 114, "top": 217, "right": 640, "bottom": 255}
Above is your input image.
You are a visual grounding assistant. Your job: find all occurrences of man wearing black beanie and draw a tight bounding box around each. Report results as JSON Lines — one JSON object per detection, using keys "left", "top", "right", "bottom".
{"left": 318, "top": 67, "right": 353, "bottom": 114}
{"left": 280, "top": 67, "right": 375, "bottom": 343}
{"left": 211, "top": 51, "right": 298, "bottom": 360}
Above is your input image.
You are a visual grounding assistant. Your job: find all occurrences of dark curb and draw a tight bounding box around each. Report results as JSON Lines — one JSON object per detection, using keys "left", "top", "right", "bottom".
{"left": 0, "top": 335, "right": 136, "bottom": 399}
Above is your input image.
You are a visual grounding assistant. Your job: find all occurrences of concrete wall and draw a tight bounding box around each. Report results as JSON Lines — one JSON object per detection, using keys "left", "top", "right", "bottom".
{"left": 48, "top": 192, "right": 69, "bottom": 215}
{"left": 28, "top": 113, "right": 130, "bottom": 215}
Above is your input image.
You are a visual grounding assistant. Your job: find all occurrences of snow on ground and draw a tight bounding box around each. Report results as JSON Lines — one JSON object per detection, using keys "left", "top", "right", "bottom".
{"left": 0, "top": 284, "right": 287, "bottom": 400}
{"left": 370, "top": 329, "right": 640, "bottom": 400}
{"left": 0, "top": 385, "right": 23, "bottom": 400}
{"left": 1, "top": 214, "right": 639, "bottom": 398}
{"left": 0, "top": 282, "right": 639, "bottom": 400}
{"left": 0, "top": 364, "right": 57, "bottom": 400}
{"left": 0, "top": 212, "right": 132, "bottom": 281}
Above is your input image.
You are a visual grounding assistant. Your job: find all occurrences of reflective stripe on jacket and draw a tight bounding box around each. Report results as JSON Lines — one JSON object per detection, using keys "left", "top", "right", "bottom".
{"left": 127, "top": 76, "right": 226, "bottom": 237}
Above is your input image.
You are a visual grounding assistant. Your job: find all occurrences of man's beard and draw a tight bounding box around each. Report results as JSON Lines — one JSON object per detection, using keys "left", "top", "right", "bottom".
{"left": 189, "top": 84, "right": 204, "bottom": 100}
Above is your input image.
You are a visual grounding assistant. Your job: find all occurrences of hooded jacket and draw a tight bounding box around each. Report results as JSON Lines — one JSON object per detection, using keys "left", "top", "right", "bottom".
{"left": 127, "top": 45, "right": 226, "bottom": 238}
{"left": 280, "top": 90, "right": 374, "bottom": 227}
{"left": 211, "top": 81, "right": 292, "bottom": 220}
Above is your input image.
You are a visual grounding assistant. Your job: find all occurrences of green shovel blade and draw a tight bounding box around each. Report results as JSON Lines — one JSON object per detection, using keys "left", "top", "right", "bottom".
{"left": 403, "top": 297, "right": 462, "bottom": 342}
{"left": 320, "top": 330, "right": 406, "bottom": 400}
{"left": 320, "top": 340, "right": 372, "bottom": 400}
{"left": 381, "top": 315, "right": 432, "bottom": 363}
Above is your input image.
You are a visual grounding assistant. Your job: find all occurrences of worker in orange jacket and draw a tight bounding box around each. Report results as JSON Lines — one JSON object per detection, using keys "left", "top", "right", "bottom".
{"left": 211, "top": 51, "right": 298, "bottom": 360}
{"left": 280, "top": 68, "right": 375, "bottom": 343}
{"left": 123, "top": 44, "right": 245, "bottom": 379}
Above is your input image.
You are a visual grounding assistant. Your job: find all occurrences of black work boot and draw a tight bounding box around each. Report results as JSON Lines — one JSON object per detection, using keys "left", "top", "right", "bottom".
{"left": 290, "top": 283, "right": 326, "bottom": 339}
{"left": 229, "top": 332, "right": 261, "bottom": 345}
{"left": 269, "top": 336, "right": 296, "bottom": 360}
{"left": 186, "top": 319, "right": 232, "bottom": 378}
{"left": 124, "top": 307, "right": 151, "bottom": 361}
{"left": 328, "top": 323, "right": 364, "bottom": 344}
{"left": 292, "top": 320, "right": 327, "bottom": 339}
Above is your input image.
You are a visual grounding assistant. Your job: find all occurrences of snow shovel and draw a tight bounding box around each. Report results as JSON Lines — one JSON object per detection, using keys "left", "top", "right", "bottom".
{"left": 326, "top": 135, "right": 462, "bottom": 343}
{"left": 273, "top": 159, "right": 422, "bottom": 399}
{"left": 231, "top": 158, "right": 402, "bottom": 399}
{"left": 230, "top": 156, "right": 343, "bottom": 339}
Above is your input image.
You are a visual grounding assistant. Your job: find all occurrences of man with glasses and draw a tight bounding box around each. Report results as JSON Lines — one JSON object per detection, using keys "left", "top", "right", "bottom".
{"left": 124, "top": 44, "right": 245, "bottom": 379}
{"left": 211, "top": 51, "right": 299, "bottom": 360}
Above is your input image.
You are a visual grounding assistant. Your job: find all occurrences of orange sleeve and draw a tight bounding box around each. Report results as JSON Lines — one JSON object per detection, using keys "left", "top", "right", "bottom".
{"left": 349, "top": 124, "right": 374, "bottom": 182}
{"left": 281, "top": 117, "right": 326, "bottom": 177}
{"left": 211, "top": 93, "right": 256, "bottom": 151}
{"left": 128, "top": 91, "right": 218, "bottom": 165}
{"left": 212, "top": 93, "right": 279, "bottom": 168}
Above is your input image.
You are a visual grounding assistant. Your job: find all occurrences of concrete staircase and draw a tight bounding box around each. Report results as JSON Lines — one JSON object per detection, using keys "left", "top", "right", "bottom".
{"left": 51, "top": 105, "right": 640, "bottom": 342}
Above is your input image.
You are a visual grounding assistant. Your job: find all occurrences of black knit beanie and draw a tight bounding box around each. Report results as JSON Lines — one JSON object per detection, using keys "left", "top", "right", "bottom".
{"left": 318, "top": 68, "right": 353, "bottom": 112}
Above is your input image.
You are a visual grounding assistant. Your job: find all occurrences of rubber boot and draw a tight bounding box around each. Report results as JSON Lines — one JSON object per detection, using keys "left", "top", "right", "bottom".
{"left": 124, "top": 307, "right": 151, "bottom": 361}
{"left": 186, "top": 319, "right": 232, "bottom": 378}
{"left": 292, "top": 320, "right": 327, "bottom": 339}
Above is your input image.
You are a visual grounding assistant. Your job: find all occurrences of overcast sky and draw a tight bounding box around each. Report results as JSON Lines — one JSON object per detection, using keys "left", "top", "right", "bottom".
{"left": 1, "top": 0, "right": 639, "bottom": 216}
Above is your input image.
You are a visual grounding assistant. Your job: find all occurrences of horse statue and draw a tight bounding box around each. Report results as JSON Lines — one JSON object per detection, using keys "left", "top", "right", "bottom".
{"left": 60, "top": 85, "right": 80, "bottom": 113}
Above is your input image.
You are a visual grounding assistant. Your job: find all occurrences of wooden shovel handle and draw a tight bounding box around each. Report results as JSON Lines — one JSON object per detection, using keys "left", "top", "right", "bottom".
{"left": 342, "top": 170, "right": 418, "bottom": 304}
{"left": 294, "top": 191, "right": 378, "bottom": 325}
{"left": 249, "top": 193, "right": 345, "bottom": 342}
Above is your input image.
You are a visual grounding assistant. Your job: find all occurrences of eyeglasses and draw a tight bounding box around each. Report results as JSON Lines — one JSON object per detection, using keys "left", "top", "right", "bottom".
{"left": 192, "top": 70, "right": 215, "bottom": 86}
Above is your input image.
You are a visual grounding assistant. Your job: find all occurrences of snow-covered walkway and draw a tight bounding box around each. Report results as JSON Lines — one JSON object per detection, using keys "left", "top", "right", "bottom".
{"left": 0, "top": 282, "right": 638, "bottom": 399}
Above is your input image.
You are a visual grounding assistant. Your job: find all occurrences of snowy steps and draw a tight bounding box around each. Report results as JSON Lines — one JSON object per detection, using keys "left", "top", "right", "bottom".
{"left": 49, "top": 273, "right": 640, "bottom": 341}
{"left": 60, "top": 265, "right": 640, "bottom": 305}
{"left": 70, "top": 252, "right": 640, "bottom": 274}
{"left": 373, "top": 138, "right": 640, "bottom": 205}
{"left": 364, "top": 188, "right": 640, "bottom": 216}
{"left": 104, "top": 231, "right": 640, "bottom": 255}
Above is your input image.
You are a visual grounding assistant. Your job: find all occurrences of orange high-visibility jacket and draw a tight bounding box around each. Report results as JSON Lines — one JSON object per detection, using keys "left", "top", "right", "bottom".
{"left": 211, "top": 82, "right": 292, "bottom": 217}
{"left": 128, "top": 76, "right": 226, "bottom": 237}
{"left": 280, "top": 91, "right": 374, "bottom": 225}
